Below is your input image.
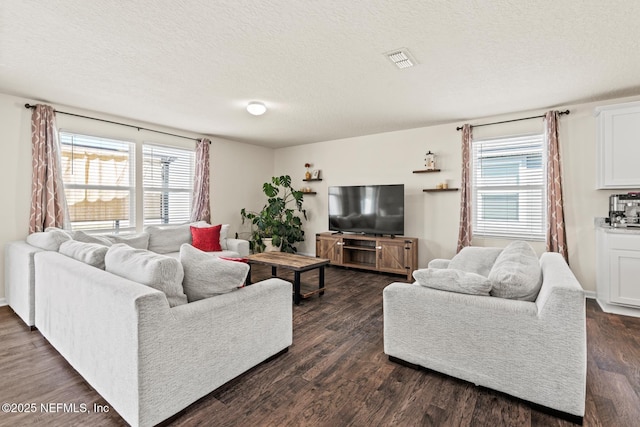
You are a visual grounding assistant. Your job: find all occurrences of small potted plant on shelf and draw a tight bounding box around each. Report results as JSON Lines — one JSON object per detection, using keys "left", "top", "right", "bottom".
{"left": 240, "top": 175, "right": 307, "bottom": 253}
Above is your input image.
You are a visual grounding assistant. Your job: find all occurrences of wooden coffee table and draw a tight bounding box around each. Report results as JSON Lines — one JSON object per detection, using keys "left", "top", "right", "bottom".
{"left": 246, "top": 252, "right": 330, "bottom": 304}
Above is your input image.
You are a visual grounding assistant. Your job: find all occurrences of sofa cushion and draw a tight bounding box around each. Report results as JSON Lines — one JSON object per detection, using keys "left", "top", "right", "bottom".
{"left": 190, "top": 225, "right": 222, "bottom": 252}
{"left": 59, "top": 240, "right": 108, "bottom": 269}
{"left": 413, "top": 268, "right": 492, "bottom": 296}
{"left": 26, "top": 229, "right": 71, "bottom": 251}
{"left": 73, "top": 230, "right": 113, "bottom": 246}
{"left": 220, "top": 224, "right": 231, "bottom": 250}
{"left": 108, "top": 232, "right": 150, "bottom": 249}
{"left": 448, "top": 246, "right": 503, "bottom": 277}
{"left": 488, "top": 241, "right": 542, "bottom": 301}
{"left": 105, "top": 244, "right": 187, "bottom": 307}
{"left": 180, "top": 244, "right": 249, "bottom": 302}
{"left": 146, "top": 222, "right": 207, "bottom": 254}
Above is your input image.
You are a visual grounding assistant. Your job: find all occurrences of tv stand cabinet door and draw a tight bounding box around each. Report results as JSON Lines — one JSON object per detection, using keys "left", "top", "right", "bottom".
{"left": 377, "top": 239, "right": 415, "bottom": 281}
{"left": 316, "top": 235, "right": 343, "bottom": 264}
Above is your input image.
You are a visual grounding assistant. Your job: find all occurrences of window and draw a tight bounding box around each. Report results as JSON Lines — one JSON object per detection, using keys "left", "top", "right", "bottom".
{"left": 59, "top": 132, "right": 135, "bottom": 233}
{"left": 472, "top": 134, "right": 546, "bottom": 240}
{"left": 143, "top": 144, "right": 194, "bottom": 225}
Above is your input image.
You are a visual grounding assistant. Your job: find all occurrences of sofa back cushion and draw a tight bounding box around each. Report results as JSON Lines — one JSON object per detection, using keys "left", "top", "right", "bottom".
{"left": 26, "top": 229, "right": 71, "bottom": 251}
{"left": 105, "top": 244, "right": 187, "bottom": 307}
{"left": 73, "top": 230, "right": 113, "bottom": 246}
{"left": 448, "top": 246, "right": 503, "bottom": 277}
{"left": 180, "top": 244, "right": 249, "bottom": 302}
{"left": 108, "top": 232, "right": 149, "bottom": 249}
{"left": 59, "top": 240, "right": 109, "bottom": 269}
{"left": 146, "top": 222, "right": 207, "bottom": 254}
{"left": 488, "top": 241, "right": 542, "bottom": 301}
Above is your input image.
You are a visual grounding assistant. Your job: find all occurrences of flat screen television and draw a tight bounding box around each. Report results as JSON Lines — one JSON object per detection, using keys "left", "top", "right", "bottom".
{"left": 328, "top": 184, "right": 404, "bottom": 236}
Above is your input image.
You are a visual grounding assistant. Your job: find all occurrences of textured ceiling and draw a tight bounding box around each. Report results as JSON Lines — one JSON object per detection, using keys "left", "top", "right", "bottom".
{"left": 2, "top": 1, "right": 640, "bottom": 148}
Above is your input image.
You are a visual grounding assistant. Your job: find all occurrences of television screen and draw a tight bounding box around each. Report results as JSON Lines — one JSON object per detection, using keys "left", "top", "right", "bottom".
{"left": 328, "top": 184, "right": 404, "bottom": 236}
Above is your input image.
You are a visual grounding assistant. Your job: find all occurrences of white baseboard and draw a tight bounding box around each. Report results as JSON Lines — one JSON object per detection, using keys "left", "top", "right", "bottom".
{"left": 596, "top": 298, "right": 640, "bottom": 318}
{"left": 583, "top": 291, "right": 596, "bottom": 299}
{"left": 0, "top": 298, "right": 7, "bottom": 307}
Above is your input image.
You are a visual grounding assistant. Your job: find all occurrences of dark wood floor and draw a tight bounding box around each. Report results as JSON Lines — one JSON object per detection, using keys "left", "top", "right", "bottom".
{"left": 1, "top": 265, "right": 639, "bottom": 427}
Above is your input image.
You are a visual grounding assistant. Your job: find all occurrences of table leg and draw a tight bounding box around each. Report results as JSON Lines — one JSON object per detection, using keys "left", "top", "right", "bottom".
{"left": 294, "top": 271, "right": 301, "bottom": 305}
{"left": 319, "top": 266, "right": 325, "bottom": 296}
{"left": 271, "top": 266, "right": 277, "bottom": 277}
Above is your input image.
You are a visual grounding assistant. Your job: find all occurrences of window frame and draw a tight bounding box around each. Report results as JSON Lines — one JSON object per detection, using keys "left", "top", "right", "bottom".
{"left": 142, "top": 142, "right": 195, "bottom": 227}
{"left": 59, "top": 130, "right": 136, "bottom": 234}
{"left": 471, "top": 133, "right": 547, "bottom": 241}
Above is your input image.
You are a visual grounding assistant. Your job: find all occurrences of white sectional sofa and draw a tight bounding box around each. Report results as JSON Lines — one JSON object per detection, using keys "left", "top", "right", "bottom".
{"left": 383, "top": 243, "right": 586, "bottom": 421}
{"left": 4, "top": 224, "right": 292, "bottom": 427}
{"left": 4, "top": 223, "right": 249, "bottom": 327}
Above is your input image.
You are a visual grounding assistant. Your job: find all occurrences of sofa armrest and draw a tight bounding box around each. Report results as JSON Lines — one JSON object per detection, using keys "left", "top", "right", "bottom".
{"left": 4, "top": 241, "right": 45, "bottom": 326}
{"left": 226, "top": 238, "right": 249, "bottom": 257}
{"left": 427, "top": 258, "right": 450, "bottom": 269}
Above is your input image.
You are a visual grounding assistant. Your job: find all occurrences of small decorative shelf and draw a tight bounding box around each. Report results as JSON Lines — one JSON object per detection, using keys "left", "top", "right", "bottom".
{"left": 301, "top": 191, "right": 317, "bottom": 195}
{"left": 413, "top": 169, "right": 441, "bottom": 173}
{"left": 303, "top": 178, "right": 322, "bottom": 182}
{"left": 423, "top": 188, "right": 459, "bottom": 192}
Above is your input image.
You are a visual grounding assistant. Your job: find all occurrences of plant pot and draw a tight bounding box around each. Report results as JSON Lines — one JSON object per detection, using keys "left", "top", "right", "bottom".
{"left": 263, "top": 238, "right": 280, "bottom": 252}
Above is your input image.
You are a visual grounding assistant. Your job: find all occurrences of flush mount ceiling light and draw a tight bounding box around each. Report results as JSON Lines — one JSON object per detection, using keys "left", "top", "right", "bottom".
{"left": 247, "top": 101, "right": 267, "bottom": 116}
{"left": 384, "top": 48, "right": 417, "bottom": 69}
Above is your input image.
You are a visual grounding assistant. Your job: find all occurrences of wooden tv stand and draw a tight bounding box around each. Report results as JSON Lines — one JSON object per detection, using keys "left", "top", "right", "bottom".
{"left": 315, "top": 232, "right": 418, "bottom": 281}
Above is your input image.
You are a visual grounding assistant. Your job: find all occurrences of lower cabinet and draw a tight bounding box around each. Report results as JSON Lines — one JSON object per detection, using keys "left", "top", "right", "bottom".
{"left": 316, "top": 233, "right": 418, "bottom": 281}
{"left": 595, "top": 227, "right": 640, "bottom": 316}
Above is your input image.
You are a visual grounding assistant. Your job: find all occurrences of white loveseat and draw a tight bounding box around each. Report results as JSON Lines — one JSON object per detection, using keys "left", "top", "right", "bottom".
{"left": 383, "top": 245, "right": 586, "bottom": 421}
{"left": 4, "top": 225, "right": 292, "bottom": 427}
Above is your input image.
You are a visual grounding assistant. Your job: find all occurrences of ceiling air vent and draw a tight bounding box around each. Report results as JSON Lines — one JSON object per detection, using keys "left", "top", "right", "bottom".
{"left": 385, "top": 48, "right": 416, "bottom": 69}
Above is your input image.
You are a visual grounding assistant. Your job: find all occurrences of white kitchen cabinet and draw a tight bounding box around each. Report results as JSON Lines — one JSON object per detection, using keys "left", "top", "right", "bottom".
{"left": 595, "top": 101, "right": 640, "bottom": 189}
{"left": 596, "top": 226, "right": 640, "bottom": 317}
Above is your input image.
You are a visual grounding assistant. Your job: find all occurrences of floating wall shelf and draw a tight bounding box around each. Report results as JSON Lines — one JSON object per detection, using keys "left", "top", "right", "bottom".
{"left": 303, "top": 178, "right": 322, "bottom": 182}
{"left": 412, "top": 169, "right": 441, "bottom": 173}
{"left": 423, "top": 188, "right": 459, "bottom": 193}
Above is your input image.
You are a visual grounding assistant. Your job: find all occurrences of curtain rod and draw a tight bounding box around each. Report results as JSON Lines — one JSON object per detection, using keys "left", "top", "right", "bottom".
{"left": 455, "top": 110, "right": 570, "bottom": 131}
{"left": 24, "top": 103, "right": 208, "bottom": 143}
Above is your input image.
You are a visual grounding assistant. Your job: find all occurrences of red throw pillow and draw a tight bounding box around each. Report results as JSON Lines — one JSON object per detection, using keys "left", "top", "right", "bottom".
{"left": 190, "top": 224, "right": 222, "bottom": 252}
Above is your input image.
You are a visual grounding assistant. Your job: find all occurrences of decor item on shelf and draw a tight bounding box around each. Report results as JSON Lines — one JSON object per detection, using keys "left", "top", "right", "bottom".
{"left": 312, "top": 169, "right": 321, "bottom": 179}
{"left": 425, "top": 151, "right": 436, "bottom": 170}
{"left": 304, "top": 163, "right": 312, "bottom": 180}
{"left": 241, "top": 175, "right": 307, "bottom": 253}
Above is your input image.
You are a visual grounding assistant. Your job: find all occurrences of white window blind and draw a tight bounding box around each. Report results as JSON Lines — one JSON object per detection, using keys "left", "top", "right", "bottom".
{"left": 472, "top": 133, "right": 546, "bottom": 240}
{"left": 143, "top": 144, "right": 194, "bottom": 226}
{"left": 59, "top": 132, "right": 135, "bottom": 233}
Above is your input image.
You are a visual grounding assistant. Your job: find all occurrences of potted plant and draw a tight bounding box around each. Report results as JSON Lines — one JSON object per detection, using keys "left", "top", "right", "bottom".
{"left": 240, "top": 175, "right": 307, "bottom": 253}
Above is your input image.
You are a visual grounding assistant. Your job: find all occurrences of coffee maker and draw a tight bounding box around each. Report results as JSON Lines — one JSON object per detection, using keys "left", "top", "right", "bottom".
{"left": 609, "top": 193, "right": 640, "bottom": 227}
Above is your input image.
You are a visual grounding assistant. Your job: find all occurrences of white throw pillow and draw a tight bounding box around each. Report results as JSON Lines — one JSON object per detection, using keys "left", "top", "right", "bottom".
{"left": 180, "top": 243, "right": 249, "bottom": 302}
{"left": 26, "top": 229, "right": 71, "bottom": 251}
{"left": 59, "top": 240, "right": 108, "bottom": 269}
{"left": 74, "top": 230, "right": 113, "bottom": 246}
{"left": 413, "top": 268, "right": 492, "bottom": 296}
{"left": 146, "top": 221, "right": 207, "bottom": 254}
{"left": 220, "top": 224, "right": 230, "bottom": 250}
{"left": 448, "top": 246, "right": 504, "bottom": 277}
{"left": 107, "top": 232, "right": 150, "bottom": 249}
{"left": 488, "top": 241, "right": 542, "bottom": 301}
{"left": 105, "top": 244, "right": 187, "bottom": 307}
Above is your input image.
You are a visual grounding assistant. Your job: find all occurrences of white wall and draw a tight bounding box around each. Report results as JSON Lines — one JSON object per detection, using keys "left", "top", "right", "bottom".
{"left": 275, "top": 94, "right": 640, "bottom": 293}
{"left": 0, "top": 92, "right": 274, "bottom": 301}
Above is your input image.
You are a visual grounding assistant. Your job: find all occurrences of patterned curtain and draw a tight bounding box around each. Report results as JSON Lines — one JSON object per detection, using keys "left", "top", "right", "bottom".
{"left": 457, "top": 124, "right": 473, "bottom": 252}
{"left": 29, "top": 104, "right": 69, "bottom": 233}
{"left": 190, "top": 137, "right": 211, "bottom": 223}
{"left": 545, "top": 111, "right": 568, "bottom": 262}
